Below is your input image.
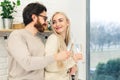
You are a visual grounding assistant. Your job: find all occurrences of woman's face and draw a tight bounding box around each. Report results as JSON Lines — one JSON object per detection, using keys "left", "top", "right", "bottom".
{"left": 52, "top": 13, "right": 69, "bottom": 34}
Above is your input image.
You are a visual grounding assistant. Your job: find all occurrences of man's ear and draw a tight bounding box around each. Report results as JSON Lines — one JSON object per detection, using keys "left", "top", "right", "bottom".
{"left": 32, "top": 14, "right": 37, "bottom": 22}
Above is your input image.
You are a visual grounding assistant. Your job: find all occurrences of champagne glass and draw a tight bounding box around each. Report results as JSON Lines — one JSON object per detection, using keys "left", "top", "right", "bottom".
{"left": 74, "top": 43, "right": 82, "bottom": 54}
{"left": 73, "top": 42, "right": 83, "bottom": 63}
{"left": 67, "top": 33, "right": 75, "bottom": 51}
{"left": 67, "top": 42, "right": 74, "bottom": 51}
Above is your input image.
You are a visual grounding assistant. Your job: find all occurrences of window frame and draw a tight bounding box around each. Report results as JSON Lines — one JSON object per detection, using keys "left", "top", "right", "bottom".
{"left": 86, "top": 0, "right": 90, "bottom": 80}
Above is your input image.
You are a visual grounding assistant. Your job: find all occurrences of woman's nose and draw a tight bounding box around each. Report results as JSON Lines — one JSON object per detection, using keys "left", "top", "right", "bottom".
{"left": 56, "top": 22, "right": 60, "bottom": 26}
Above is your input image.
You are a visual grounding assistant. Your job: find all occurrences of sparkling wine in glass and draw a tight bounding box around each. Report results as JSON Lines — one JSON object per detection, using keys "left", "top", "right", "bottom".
{"left": 67, "top": 42, "right": 74, "bottom": 51}
{"left": 74, "top": 43, "right": 82, "bottom": 54}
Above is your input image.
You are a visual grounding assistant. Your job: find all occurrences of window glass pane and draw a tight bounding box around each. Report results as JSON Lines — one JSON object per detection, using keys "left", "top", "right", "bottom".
{"left": 90, "top": 0, "right": 120, "bottom": 80}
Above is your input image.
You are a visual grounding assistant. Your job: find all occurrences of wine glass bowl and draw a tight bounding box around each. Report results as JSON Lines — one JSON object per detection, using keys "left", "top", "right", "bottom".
{"left": 74, "top": 43, "right": 82, "bottom": 53}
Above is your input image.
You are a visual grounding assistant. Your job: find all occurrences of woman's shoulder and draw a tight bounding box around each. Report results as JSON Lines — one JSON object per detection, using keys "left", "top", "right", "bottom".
{"left": 46, "top": 33, "right": 59, "bottom": 44}
{"left": 48, "top": 33, "right": 58, "bottom": 39}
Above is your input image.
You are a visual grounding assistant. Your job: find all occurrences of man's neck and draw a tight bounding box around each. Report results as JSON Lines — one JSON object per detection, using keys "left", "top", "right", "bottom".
{"left": 25, "top": 23, "right": 38, "bottom": 36}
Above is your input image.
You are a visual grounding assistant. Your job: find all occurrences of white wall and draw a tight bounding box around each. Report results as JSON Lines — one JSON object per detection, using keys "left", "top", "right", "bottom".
{"left": 0, "top": 0, "right": 87, "bottom": 80}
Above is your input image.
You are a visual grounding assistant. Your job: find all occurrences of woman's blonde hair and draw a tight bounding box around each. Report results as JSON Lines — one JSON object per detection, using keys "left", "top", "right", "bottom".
{"left": 51, "top": 12, "right": 71, "bottom": 68}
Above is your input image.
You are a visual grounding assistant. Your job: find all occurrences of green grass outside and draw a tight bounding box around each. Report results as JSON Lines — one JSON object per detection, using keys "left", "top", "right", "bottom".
{"left": 90, "top": 49, "right": 120, "bottom": 68}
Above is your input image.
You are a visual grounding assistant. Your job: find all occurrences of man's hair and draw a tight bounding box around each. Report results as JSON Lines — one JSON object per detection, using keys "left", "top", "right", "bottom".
{"left": 23, "top": 2, "right": 47, "bottom": 26}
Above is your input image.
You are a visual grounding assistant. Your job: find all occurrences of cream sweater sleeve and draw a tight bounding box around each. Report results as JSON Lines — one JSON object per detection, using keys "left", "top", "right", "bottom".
{"left": 45, "top": 34, "right": 60, "bottom": 72}
{"left": 45, "top": 34, "right": 76, "bottom": 72}
{"left": 7, "top": 31, "right": 55, "bottom": 71}
{"left": 45, "top": 34, "right": 58, "bottom": 56}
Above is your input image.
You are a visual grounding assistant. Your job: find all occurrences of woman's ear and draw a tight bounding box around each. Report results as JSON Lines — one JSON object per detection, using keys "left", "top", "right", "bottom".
{"left": 67, "top": 22, "right": 70, "bottom": 27}
{"left": 67, "top": 20, "right": 70, "bottom": 26}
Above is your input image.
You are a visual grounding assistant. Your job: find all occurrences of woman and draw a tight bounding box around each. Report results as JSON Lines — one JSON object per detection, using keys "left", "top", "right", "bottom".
{"left": 45, "top": 12, "right": 82, "bottom": 80}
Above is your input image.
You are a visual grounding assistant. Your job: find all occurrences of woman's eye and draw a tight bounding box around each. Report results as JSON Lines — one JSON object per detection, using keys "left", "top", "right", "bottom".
{"left": 52, "top": 21, "right": 55, "bottom": 24}
{"left": 59, "top": 19, "right": 63, "bottom": 22}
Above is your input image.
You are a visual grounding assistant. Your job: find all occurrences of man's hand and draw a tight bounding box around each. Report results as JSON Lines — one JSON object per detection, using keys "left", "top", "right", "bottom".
{"left": 73, "top": 53, "right": 83, "bottom": 62}
{"left": 54, "top": 51, "right": 71, "bottom": 61}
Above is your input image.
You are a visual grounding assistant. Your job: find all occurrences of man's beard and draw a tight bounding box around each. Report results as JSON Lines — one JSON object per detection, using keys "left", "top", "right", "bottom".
{"left": 34, "top": 20, "right": 47, "bottom": 32}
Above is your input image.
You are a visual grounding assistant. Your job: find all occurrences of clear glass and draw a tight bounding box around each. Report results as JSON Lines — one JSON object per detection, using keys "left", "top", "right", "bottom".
{"left": 74, "top": 43, "right": 82, "bottom": 54}
{"left": 67, "top": 42, "right": 74, "bottom": 51}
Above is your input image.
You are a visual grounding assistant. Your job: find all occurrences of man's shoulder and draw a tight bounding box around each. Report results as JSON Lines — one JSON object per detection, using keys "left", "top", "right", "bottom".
{"left": 11, "top": 29, "right": 25, "bottom": 34}
{"left": 9, "top": 29, "right": 25, "bottom": 38}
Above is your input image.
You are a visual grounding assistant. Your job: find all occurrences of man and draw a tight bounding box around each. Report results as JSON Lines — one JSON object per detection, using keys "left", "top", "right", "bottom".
{"left": 7, "top": 2, "right": 70, "bottom": 80}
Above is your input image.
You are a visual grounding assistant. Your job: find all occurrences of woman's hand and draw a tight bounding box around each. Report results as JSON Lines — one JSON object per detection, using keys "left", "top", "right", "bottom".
{"left": 69, "top": 65, "right": 77, "bottom": 75}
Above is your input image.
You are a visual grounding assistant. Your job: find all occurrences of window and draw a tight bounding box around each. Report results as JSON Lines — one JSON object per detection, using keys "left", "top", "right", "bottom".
{"left": 90, "top": 0, "right": 120, "bottom": 80}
